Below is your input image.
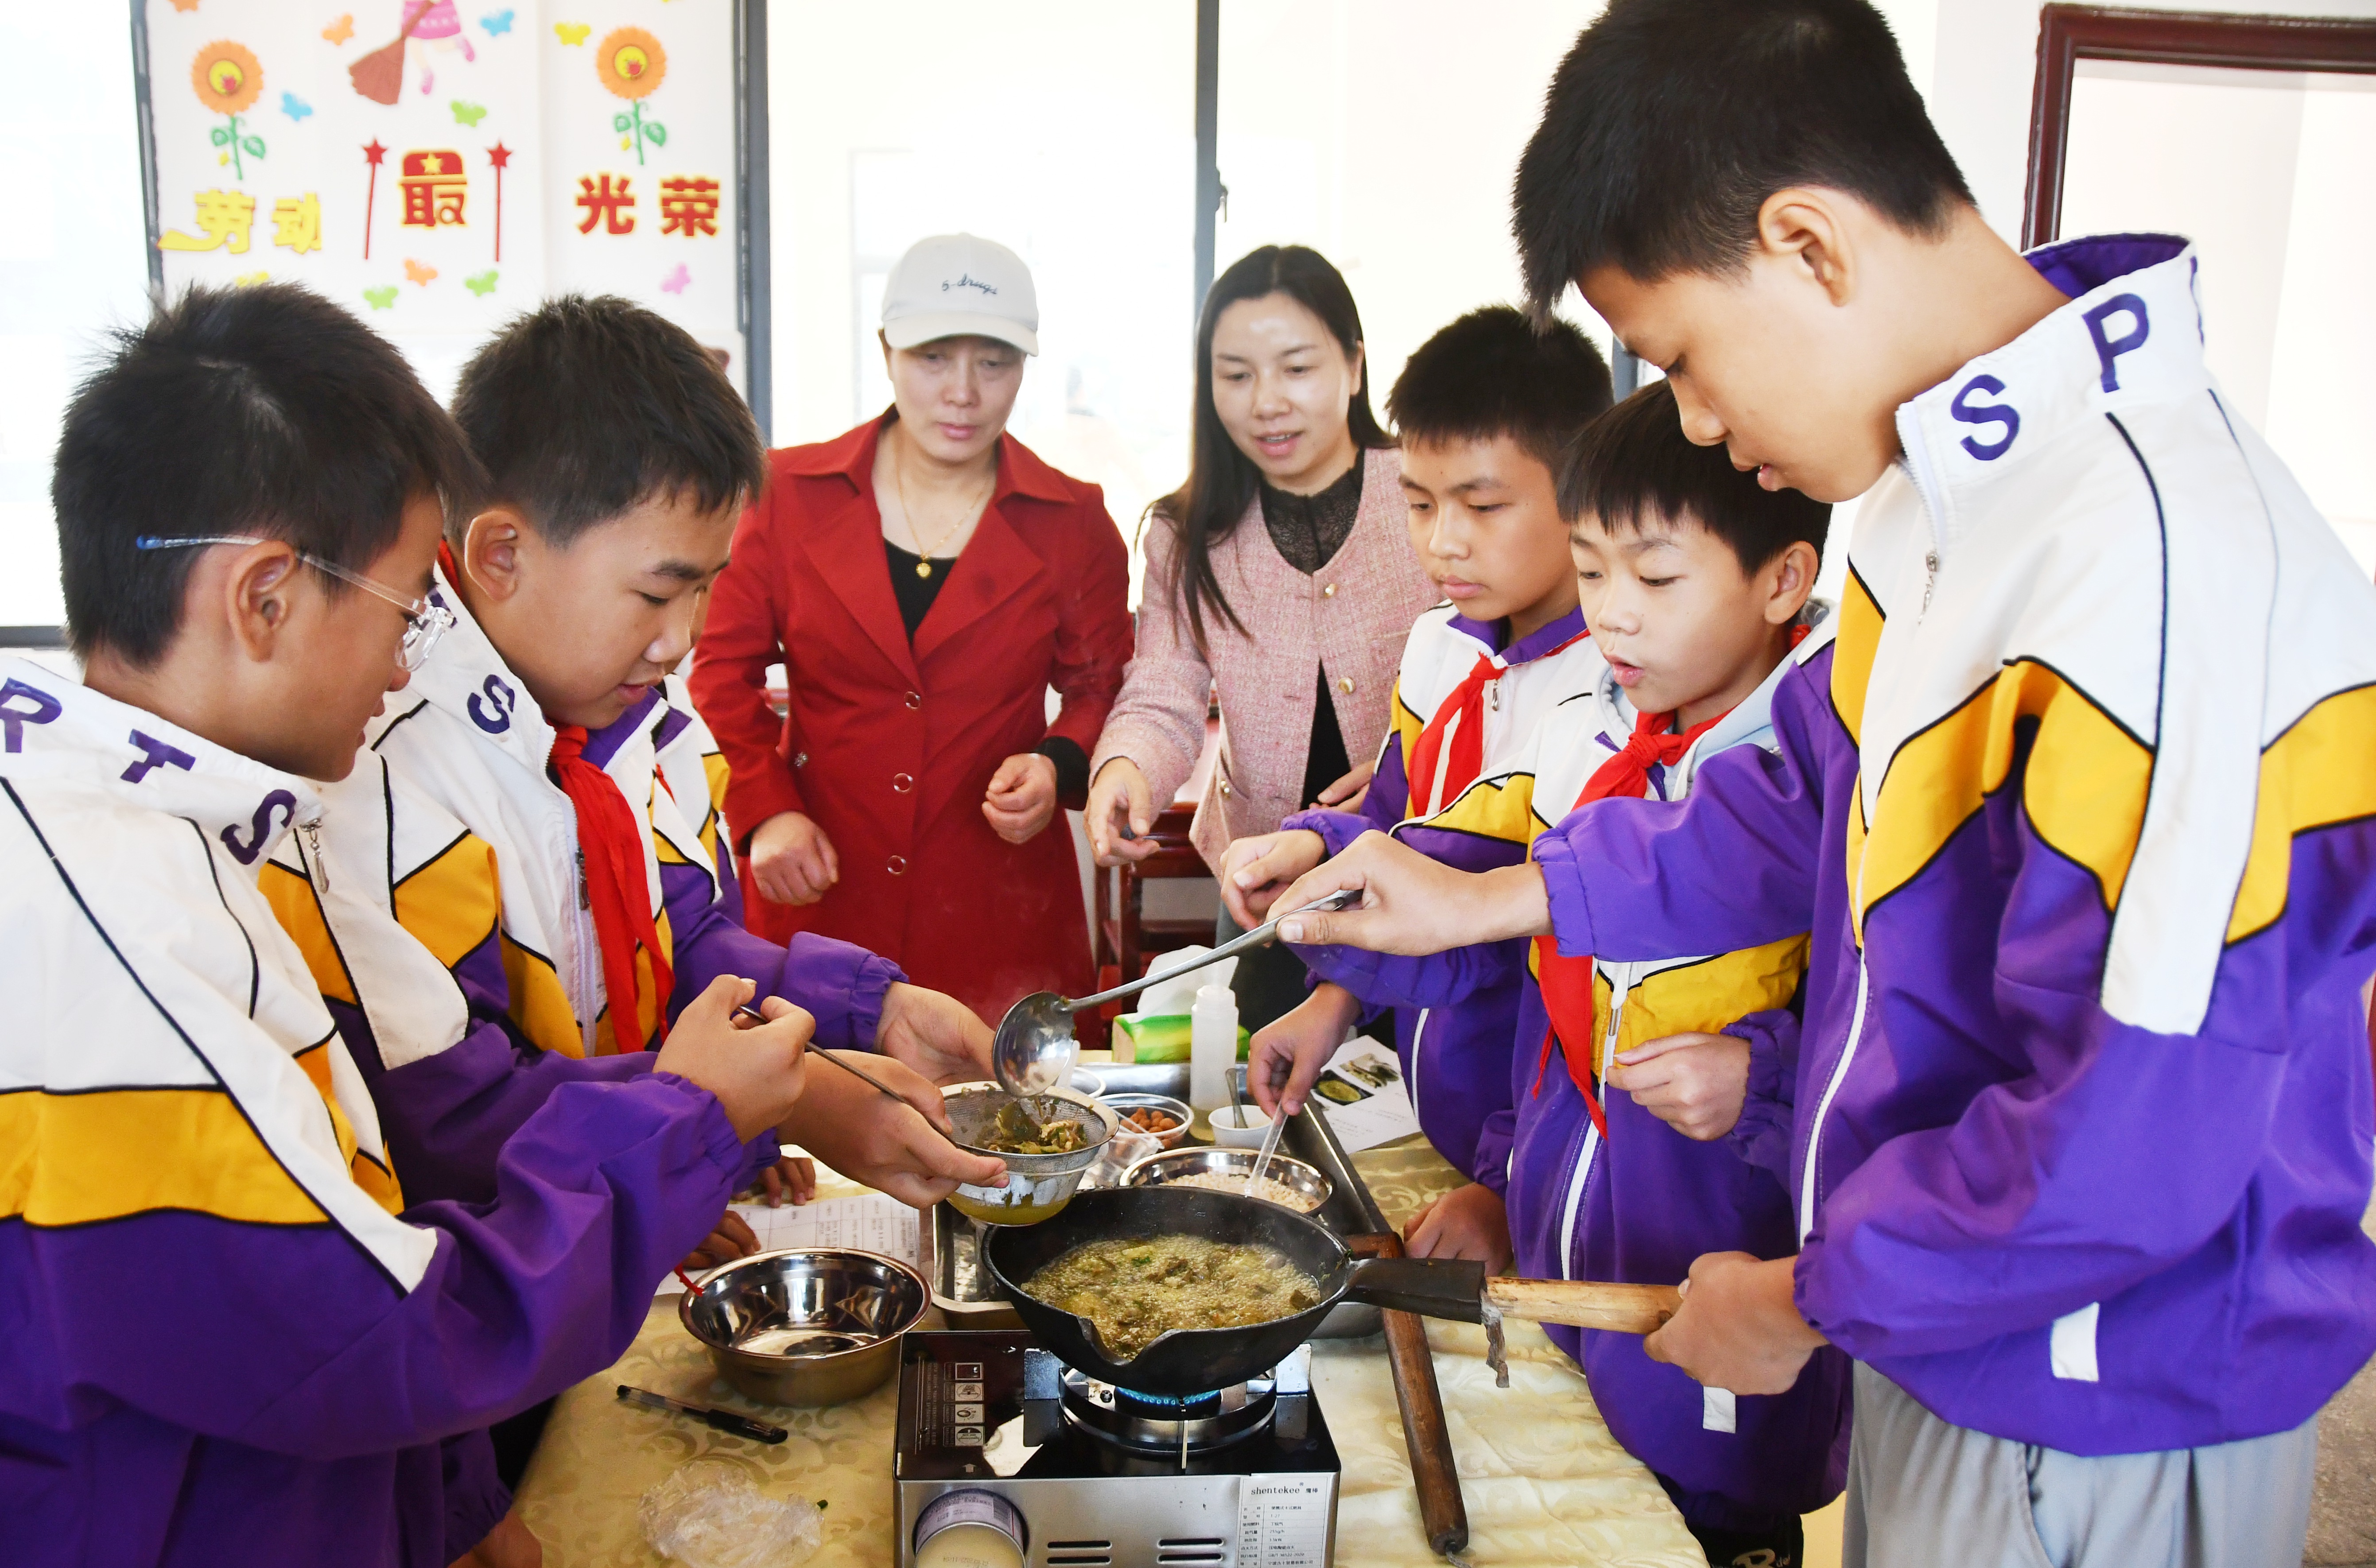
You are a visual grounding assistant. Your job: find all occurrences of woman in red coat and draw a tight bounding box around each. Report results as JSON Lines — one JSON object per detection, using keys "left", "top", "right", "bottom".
{"left": 689, "top": 234, "right": 1132, "bottom": 1024}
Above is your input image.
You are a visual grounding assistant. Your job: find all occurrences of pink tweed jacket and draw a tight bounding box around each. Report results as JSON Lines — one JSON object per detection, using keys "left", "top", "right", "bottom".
{"left": 1090, "top": 446, "right": 1439, "bottom": 875}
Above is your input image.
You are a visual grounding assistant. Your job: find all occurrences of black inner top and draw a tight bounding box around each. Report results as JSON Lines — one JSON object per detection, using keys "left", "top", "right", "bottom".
{"left": 882, "top": 536, "right": 1088, "bottom": 806}
{"left": 1258, "top": 459, "right": 1364, "bottom": 809}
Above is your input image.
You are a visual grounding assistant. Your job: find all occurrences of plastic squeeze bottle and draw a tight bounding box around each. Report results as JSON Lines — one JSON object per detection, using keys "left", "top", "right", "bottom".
{"left": 1188, "top": 979, "right": 1238, "bottom": 1117}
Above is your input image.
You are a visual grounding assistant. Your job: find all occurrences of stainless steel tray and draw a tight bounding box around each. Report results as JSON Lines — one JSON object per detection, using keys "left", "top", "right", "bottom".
{"left": 929, "top": 1062, "right": 1387, "bottom": 1338}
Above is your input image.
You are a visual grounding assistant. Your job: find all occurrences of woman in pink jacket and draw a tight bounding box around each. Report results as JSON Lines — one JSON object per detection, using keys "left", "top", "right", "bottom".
{"left": 1088, "top": 245, "right": 1436, "bottom": 1025}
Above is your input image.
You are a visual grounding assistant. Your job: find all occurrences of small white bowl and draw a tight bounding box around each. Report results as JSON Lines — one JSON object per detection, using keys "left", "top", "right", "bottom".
{"left": 1067, "top": 1067, "right": 1106, "bottom": 1097}
{"left": 1208, "top": 1103, "right": 1273, "bottom": 1149}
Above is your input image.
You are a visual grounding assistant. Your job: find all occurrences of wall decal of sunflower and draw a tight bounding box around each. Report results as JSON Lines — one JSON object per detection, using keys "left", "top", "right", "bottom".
{"left": 595, "top": 26, "right": 667, "bottom": 165}
{"left": 192, "top": 41, "right": 268, "bottom": 181}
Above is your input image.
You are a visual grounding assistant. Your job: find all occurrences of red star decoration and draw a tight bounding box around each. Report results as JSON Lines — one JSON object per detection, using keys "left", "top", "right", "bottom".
{"left": 487, "top": 142, "right": 512, "bottom": 171}
{"left": 364, "top": 140, "right": 388, "bottom": 167}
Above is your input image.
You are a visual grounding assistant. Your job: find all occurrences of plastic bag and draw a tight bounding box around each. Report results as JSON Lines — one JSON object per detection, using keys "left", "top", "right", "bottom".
{"left": 1081, "top": 1120, "right": 1163, "bottom": 1189}
{"left": 639, "top": 1459, "right": 823, "bottom": 1568}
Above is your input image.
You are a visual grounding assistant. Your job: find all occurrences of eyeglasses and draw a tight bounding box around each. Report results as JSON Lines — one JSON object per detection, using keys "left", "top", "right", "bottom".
{"left": 133, "top": 534, "right": 456, "bottom": 671}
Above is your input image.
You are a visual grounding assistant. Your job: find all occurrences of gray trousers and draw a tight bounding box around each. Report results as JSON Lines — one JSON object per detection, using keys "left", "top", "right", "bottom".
{"left": 1844, "top": 1362, "right": 2317, "bottom": 1568}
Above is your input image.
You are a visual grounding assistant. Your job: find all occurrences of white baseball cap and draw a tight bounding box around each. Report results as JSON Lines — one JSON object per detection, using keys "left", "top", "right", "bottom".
{"left": 880, "top": 233, "right": 1040, "bottom": 356}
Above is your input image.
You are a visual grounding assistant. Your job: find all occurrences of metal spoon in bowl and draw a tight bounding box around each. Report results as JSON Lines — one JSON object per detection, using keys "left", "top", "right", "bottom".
{"left": 989, "top": 889, "right": 1359, "bottom": 1101}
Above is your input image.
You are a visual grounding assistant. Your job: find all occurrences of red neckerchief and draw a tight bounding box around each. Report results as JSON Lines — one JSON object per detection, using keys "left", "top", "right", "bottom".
{"left": 1405, "top": 632, "right": 1590, "bottom": 815}
{"left": 1530, "top": 705, "right": 1725, "bottom": 1130}
{"left": 441, "top": 544, "right": 674, "bottom": 1050}
{"left": 1531, "top": 625, "right": 1812, "bottom": 1126}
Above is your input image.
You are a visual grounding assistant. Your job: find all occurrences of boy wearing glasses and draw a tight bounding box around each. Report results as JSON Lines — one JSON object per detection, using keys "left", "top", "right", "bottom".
{"left": 272, "top": 294, "right": 1004, "bottom": 1230}
{"left": 0, "top": 282, "right": 819, "bottom": 1568}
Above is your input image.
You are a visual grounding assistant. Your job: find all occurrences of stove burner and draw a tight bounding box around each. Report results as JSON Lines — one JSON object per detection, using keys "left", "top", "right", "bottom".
{"left": 1058, "top": 1365, "right": 1279, "bottom": 1456}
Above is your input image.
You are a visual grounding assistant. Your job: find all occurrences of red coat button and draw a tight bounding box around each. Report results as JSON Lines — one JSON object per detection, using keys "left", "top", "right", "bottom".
{"left": 893, "top": 772, "right": 914, "bottom": 793}
{"left": 905, "top": 691, "right": 923, "bottom": 710}
{"left": 887, "top": 855, "right": 908, "bottom": 875}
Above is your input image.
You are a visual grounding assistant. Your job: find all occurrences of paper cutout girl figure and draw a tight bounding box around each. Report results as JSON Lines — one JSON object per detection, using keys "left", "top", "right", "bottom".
{"left": 403, "top": 1, "right": 475, "bottom": 96}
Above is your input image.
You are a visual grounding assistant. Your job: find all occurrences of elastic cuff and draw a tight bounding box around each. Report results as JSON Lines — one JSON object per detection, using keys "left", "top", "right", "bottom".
{"left": 1036, "top": 737, "right": 1091, "bottom": 809}
{"left": 1280, "top": 806, "right": 1369, "bottom": 859}
{"left": 647, "top": 1070, "right": 760, "bottom": 1182}
{"left": 1529, "top": 831, "right": 1599, "bottom": 958}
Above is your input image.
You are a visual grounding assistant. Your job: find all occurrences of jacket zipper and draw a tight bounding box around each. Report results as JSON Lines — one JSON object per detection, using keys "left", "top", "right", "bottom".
{"left": 299, "top": 821, "right": 330, "bottom": 895}
{"left": 1557, "top": 969, "right": 1629, "bottom": 1278}
{"left": 571, "top": 843, "right": 600, "bottom": 1053}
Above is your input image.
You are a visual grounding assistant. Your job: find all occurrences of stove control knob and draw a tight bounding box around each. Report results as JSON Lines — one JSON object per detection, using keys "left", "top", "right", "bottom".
{"left": 914, "top": 1490, "right": 1025, "bottom": 1568}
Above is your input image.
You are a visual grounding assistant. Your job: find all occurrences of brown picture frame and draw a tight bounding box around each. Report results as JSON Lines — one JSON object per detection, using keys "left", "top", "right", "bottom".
{"left": 2024, "top": 4, "right": 2376, "bottom": 249}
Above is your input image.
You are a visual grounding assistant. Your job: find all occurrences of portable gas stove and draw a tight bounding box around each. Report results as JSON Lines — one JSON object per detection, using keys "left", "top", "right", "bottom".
{"left": 893, "top": 1329, "right": 1340, "bottom": 1568}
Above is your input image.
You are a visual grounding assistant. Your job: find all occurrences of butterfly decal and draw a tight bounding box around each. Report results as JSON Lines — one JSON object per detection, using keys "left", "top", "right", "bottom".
{"left": 659, "top": 263, "right": 691, "bottom": 295}
{"left": 363, "top": 286, "right": 398, "bottom": 310}
{"left": 233, "top": 270, "right": 270, "bottom": 287}
{"left": 554, "top": 22, "right": 591, "bottom": 46}
{"left": 404, "top": 259, "right": 438, "bottom": 287}
{"left": 451, "top": 100, "right": 488, "bottom": 127}
{"left": 280, "top": 91, "right": 314, "bottom": 122}
{"left": 465, "top": 270, "right": 499, "bottom": 297}
{"left": 481, "top": 9, "right": 515, "bottom": 36}
{"left": 323, "top": 14, "right": 356, "bottom": 44}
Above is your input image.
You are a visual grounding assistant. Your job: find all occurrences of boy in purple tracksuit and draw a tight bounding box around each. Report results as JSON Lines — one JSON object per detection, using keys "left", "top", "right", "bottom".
{"left": 0, "top": 283, "right": 817, "bottom": 1568}
{"left": 1271, "top": 2, "right": 2376, "bottom": 1562}
{"left": 1223, "top": 307, "right": 1612, "bottom": 1269}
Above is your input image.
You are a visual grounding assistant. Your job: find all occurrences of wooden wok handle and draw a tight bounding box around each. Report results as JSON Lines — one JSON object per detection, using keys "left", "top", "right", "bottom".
{"left": 1349, "top": 1233, "right": 1468, "bottom": 1558}
{"left": 1483, "top": 1277, "right": 1681, "bottom": 1335}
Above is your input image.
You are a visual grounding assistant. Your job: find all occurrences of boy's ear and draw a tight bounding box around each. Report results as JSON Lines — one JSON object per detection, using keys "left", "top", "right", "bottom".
{"left": 460, "top": 507, "right": 533, "bottom": 603}
{"left": 223, "top": 540, "right": 303, "bottom": 664}
{"left": 1755, "top": 188, "right": 1856, "bottom": 308}
{"left": 1761, "top": 539, "right": 1821, "bottom": 626}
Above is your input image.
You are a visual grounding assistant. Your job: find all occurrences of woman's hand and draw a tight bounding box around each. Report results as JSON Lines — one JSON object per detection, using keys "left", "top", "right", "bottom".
{"left": 1247, "top": 983, "right": 1362, "bottom": 1118}
{"left": 1087, "top": 758, "right": 1160, "bottom": 866}
{"left": 874, "top": 982, "right": 995, "bottom": 1085}
{"left": 1606, "top": 1032, "right": 1751, "bottom": 1142}
{"left": 1219, "top": 829, "right": 1328, "bottom": 928}
{"left": 749, "top": 811, "right": 839, "bottom": 906}
{"left": 982, "top": 753, "right": 1059, "bottom": 845}
{"left": 1311, "top": 758, "right": 1374, "bottom": 812}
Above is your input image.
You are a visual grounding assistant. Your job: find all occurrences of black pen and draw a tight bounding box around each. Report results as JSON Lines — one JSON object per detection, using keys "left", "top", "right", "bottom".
{"left": 617, "top": 1384, "right": 788, "bottom": 1444}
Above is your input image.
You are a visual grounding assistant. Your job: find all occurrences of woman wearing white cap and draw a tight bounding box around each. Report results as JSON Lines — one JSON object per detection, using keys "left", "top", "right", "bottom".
{"left": 691, "top": 233, "right": 1133, "bottom": 1026}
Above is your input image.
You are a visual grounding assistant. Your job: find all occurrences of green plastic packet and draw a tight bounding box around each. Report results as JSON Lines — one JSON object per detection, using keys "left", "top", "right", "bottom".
{"left": 1110, "top": 1013, "right": 1251, "bottom": 1064}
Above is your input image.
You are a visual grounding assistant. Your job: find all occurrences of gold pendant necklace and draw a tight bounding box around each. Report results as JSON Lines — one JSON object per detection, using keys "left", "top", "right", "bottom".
{"left": 894, "top": 440, "right": 996, "bottom": 578}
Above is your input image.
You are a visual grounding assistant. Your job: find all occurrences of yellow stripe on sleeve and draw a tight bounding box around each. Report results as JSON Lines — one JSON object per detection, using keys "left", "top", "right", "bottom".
{"left": 0, "top": 1086, "right": 328, "bottom": 1228}
{"left": 1414, "top": 774, "right": 1541, "bottom": 847}
{"left": 391, "top": 832, "right": 503, "bottom": 971}
{"left": 1830, "top": 565, "right": 1883, "bottom": 747}
{"left": 2227, "top": 683, "right": 2376, "bottom": 944}
{"left": 499, "top": 933, "right": 584, "bottom": 1058}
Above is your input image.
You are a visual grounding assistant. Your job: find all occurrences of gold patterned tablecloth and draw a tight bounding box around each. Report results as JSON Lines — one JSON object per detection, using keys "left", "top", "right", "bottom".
{"left": 515, "top": 1141, "right": 1699, "bottom": 1567}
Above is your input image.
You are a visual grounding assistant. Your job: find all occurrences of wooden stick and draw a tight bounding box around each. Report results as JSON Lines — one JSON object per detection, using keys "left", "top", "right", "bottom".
{"left": 1483, "top": 1277, "right": 1681, "bottom": 1335}
{"left": 1349, "top": 1232, "right": 1468, "bottom": 1559}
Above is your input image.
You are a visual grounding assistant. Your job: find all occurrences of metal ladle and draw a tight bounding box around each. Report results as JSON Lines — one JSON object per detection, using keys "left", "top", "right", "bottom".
{"left": 989, "top": 889, "right": 1360, "bottom": 1099}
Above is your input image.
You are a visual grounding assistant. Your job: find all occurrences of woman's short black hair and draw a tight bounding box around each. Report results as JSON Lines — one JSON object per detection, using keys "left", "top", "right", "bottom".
{"left": 1155, "top": 244, "right": 1391, "bottom": 655}
{"left": 1513, "top": 0, "right": 1971, "bottom": 313}
{"left": 1561, "top": 380, "right": 1830, "bottom": 571}
{"left": 449, "top": 295, "right": 764, "bottom": 547}
{"left": 53, "top": 282, "right": 481, "bottom": 667}
{"left": 1387, "top": 306, "right": 1614, "bottom": 473}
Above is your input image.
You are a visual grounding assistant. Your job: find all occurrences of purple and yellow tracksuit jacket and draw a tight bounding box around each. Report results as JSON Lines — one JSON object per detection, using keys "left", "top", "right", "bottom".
{"left": 1540, "top": 234, "right": 2376, "bottom": 1456}
{"left": 1507, "top": 622, "right": 1850, "bottom": 1530}
{"left": 268, "top": 563, "right": 900, "bottom": 1211}
{"left": 1289, "top": 604, "right": 1597, "bottom": 1191}
{"left": 0, "top": 658, "right": 772, "bottom": 1568}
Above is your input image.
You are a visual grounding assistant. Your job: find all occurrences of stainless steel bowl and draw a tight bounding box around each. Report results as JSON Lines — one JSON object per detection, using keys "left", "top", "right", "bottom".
{"left": 678, "top": 1247, "right": 929, "bottom": 1407}
{"left": 941, "top": 1081, "right": 1118, "bottom": 1225}
{"left": 1121, "top": 1146, "right": 1334, "bottom": 1214}
{"left": 1100, "top": 1091, "right": 1194, "bottom": 1149}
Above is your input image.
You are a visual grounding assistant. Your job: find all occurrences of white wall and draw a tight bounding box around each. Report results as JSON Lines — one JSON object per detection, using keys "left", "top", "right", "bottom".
{"left": 0, "top": 8, "right": 151, "bottom": 631}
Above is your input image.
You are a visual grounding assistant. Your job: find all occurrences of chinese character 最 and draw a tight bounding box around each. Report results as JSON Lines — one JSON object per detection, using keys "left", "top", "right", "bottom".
{"left": 400, "top": 151, "right": 468, "bottom": 229}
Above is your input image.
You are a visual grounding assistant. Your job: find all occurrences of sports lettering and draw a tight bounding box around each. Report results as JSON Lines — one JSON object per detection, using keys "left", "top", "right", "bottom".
{"left": 2083, "top": 294, "right": 2150, "bottom": 393}
{"left": 0, "top": 678, "right": 62, "bottom": 753}
{"left": 1949, "top": 374, "right": 2020, "bottom": 462}
{"left": 121, "top": 730, "right": 197, "bottom": 784}
{"left": 221, "top": 788, "right": 298, "bottom": 865}
{"left": 467, "top": 674, "right": 517, "bottom": 734}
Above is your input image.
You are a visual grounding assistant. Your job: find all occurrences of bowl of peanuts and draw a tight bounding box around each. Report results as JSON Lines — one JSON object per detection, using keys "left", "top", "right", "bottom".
{"left": 1099, "top": 1092, "right": 1193, "bottom": 1149}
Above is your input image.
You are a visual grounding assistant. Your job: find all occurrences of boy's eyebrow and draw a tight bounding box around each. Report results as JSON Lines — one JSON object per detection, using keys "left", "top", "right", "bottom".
{"left": 644, "top": 557, "right": 718, "bottom": 583}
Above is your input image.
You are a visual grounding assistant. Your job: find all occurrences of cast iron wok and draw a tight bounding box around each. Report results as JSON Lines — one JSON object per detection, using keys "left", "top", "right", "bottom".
{"left": 983, "top": 1185, "right": 1679, "bottom": 1397}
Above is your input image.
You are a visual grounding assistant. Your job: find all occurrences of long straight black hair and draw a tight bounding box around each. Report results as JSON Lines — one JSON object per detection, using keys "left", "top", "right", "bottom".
{"left": 1151, "top": 245, "right": 1393, "bottom": 655}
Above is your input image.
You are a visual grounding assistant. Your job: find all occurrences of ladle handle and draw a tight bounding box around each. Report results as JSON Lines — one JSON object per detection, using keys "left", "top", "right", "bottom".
{"left": 1484, "top": 1278, "right": 1681, "bottom": 1335}
{"left": 1060, "top": 889, "right": 1358, "bottom": 1013}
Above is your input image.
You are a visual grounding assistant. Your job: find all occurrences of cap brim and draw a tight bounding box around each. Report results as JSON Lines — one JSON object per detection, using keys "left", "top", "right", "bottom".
{"left": 881, "top": 312, "right": 1039, "bottom": 356}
